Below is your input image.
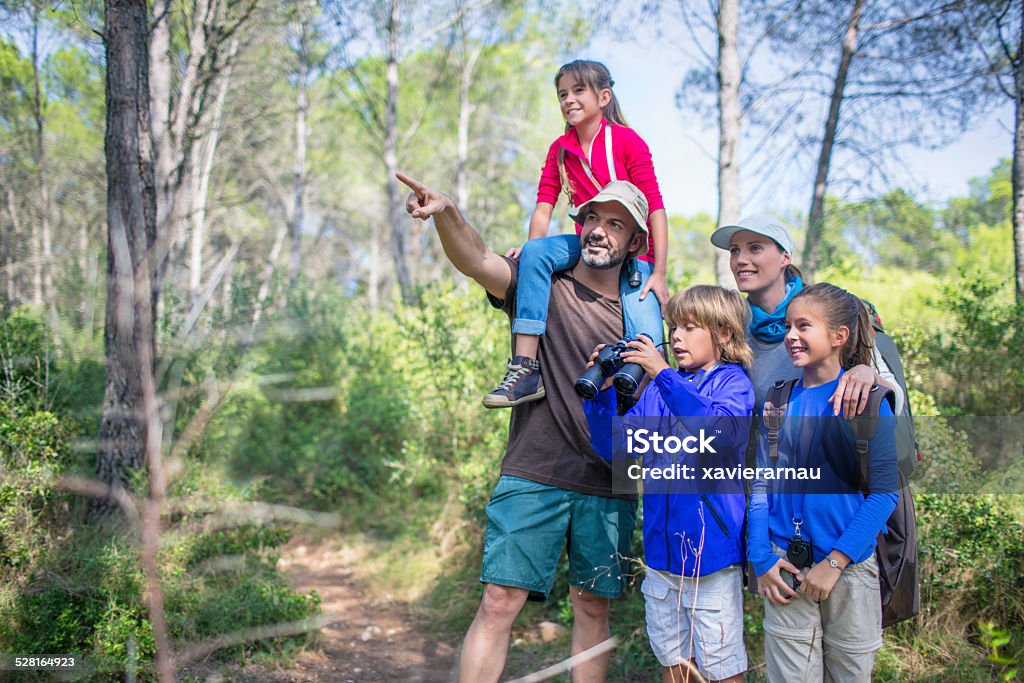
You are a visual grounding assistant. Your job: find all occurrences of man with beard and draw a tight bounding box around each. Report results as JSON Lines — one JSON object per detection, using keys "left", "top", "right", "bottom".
{"left": 397, "top": 173, "right": 650, "bottom": 683}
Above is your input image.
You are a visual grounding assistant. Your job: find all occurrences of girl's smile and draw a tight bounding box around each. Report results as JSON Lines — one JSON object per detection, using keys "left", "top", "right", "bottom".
{"left": 784, "top": 299, "right": 842, "bottom": 369}
{"left": 556, "top": 74, "right": 608, "bottom": 128}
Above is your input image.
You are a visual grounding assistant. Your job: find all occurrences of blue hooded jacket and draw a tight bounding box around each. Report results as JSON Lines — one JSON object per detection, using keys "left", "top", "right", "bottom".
{"left": 584, "top": 363, "right": 755, "bottom": 577}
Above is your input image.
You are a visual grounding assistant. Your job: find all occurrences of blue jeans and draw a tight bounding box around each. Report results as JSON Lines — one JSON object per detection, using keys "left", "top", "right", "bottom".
{"left": 512, "top": 234, "right": 665, "bottom": 344}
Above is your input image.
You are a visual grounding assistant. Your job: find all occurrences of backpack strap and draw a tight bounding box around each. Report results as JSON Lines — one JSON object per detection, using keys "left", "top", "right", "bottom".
{"left": 763, "top": 379, "right": 797, "bottom": 464}
{"left": 604, "top": 124, "right": 616, "bottom": 182}
{"left": 848, "top": 385, "right": 896, "bottom": 491}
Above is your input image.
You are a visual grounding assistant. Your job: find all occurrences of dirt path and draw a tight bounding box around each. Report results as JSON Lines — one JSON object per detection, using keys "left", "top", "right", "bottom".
{"left": 187, "top": 537, "right": 458, "bottom": 682}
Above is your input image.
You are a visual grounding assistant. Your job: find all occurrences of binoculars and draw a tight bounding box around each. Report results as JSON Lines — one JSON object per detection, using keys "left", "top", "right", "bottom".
{"left": 574, "top": 336, "right": 649, "bottom": 401}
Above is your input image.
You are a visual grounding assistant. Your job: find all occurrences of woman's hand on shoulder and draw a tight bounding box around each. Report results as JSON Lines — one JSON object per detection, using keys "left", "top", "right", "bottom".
{"left": 828, "top": 364, "right": 877, "bottom": 418}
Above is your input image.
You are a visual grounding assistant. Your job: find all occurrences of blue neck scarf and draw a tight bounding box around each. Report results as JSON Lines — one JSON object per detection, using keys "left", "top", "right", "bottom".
{"left": 749, "top": 275, "right": 804, "bottom": 343}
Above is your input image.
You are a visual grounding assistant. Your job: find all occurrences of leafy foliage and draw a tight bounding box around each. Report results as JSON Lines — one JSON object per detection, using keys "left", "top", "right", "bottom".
{"left": 916, "top": 495, "right": 1024, "bottom": 630}
{"left": 0, "top": 308, "right": 319, "bottom": 679}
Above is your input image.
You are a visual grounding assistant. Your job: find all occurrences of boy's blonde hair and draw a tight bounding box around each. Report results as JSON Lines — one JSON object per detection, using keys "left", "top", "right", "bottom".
{"left": 665, "top": 285, "right": 754, "bottom": 369}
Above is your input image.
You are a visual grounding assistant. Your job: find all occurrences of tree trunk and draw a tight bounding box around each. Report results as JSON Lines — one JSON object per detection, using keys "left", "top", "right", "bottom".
{"left": 384, "top": 0, "right": 413, "bottom": 304}
{"left": 0, "top": 197, "right": 8, "bottom": 310}
{"left": 1, "top": 176, "right": 23, "bottom": 308}
{"left": 30, "top": 193, "right": 42, "bottom": 307}
{"left": 85, "top": 242, "right": 99, "bottom": 337}
{"left": 250, "top": 223, "right": 288, "bottom": 336}
{"left": 189, "top": 38, "right": 237, "bottom": 305}
{"left": 1014, "top": 3, "right": 1024, "bottom": 303}
{"left": 99, "top": 0, "right": 172, "bottom": 680}
{"left": 221, "top": 255, "right": 234, "bottom": 319}
{"left": 289, "top": 22, "right": 309, "bottom": 289}
{"left": 79, "top": 220, "right": 89, "bottom": 324}
{"left": 149, "top": 0, "right": 174, "bottom": 257}
{"left": 368, "top": 222, "right": 380, "bottom": 311}
{"left": 31, "top": 4, "right": 54, "bottom": 315}
{"left": 150, "top": 0, "right": 219, "bottom": 315}
{"left": 456, "top": 43, "right": 481, "bottom": 208}
{"left": 716, "top": 0, "right": 741, "bottom": 288}
{"left": 98, "top": 0, "right": 159, "bottom": 501}
{"left": 803, "top": 0, "right": 865, "bottom": 280}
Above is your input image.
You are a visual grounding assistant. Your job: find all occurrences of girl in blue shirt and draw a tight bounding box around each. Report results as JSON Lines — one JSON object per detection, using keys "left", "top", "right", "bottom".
{"left": 584, "top": 285, "right": 754, "bottom": 683}
{"left": 747, "top": 283, "right": 899, "bottom": 682}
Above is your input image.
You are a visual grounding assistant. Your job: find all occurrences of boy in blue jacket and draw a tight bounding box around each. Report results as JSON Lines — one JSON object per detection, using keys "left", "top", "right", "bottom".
{"left": 584, "top": 285, "right": 754, "bottom": 683}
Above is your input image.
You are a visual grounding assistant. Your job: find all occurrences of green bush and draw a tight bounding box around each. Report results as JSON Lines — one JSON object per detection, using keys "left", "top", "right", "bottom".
{"left": 0, "top": 521, "right": 319, "bottom": 678}
{"left": 916, "top": 494, "right": 1024, "bottom": 628}
{"left": 901, "top": 274, "right": 1024, "bottom": 416}
{"left": 202, "top": 283, "right": 511, "bottom": 516}
{"left": 0, "top": 407, "right": 77, "bottom": 570}
{"left": 0, "top": 306, "right": 321, "bottom": 679}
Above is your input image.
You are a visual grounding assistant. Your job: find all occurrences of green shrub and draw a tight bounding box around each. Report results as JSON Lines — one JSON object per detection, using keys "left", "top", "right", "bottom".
{"left": 901, "top": 274, "right": 1023, "bottom": 416}
{"left": 0, "top": 407, "right": 77, "bottom": 571}
{"left": 916, "top": 494, "right": 1024, "bottom": 628}
{"left": 202, "top": 283, "right": 511, "bottom": 514}
{"left": 0, "top": 305, "right": 321, "bottom": 678}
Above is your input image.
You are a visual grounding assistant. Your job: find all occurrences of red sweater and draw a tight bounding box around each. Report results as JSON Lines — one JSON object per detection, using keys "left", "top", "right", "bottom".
{"left": 536, "top": 119, "right": 665, "bottom": 263}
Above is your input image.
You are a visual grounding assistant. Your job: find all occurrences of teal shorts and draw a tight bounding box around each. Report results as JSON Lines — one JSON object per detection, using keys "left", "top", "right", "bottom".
{"left": 480, "top": 475, "right": 637, "bottom": 599}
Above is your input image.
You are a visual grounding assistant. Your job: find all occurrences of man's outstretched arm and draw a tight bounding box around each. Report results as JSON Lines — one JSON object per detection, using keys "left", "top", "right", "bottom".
{"left": 397, "top": 172, "right": 512, "bottom": 300}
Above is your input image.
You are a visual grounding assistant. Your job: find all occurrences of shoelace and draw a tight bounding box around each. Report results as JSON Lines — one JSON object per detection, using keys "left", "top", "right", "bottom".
{"left": 495, "top": 361, "right": 530, "bottom": 391}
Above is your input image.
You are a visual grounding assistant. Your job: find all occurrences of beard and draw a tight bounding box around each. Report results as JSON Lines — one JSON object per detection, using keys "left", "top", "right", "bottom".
{"left": 580, "top": 235, "right": 631, "bottom": 270}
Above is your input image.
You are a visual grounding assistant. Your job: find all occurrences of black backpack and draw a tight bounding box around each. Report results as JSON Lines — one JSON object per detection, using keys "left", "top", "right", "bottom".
{"left": 763, "top": 379, "right": 920, "bottom": 628}
{"left": 863, "top": 300, "right": 921, "bottom": 478}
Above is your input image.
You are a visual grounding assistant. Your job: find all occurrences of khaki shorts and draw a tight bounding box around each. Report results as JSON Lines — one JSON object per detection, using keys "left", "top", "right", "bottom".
{"left": 762, "top": 546, "right": 883, "bottom": 683}
{"left": 641, "top": 565, "right": 748, "bottom": 679}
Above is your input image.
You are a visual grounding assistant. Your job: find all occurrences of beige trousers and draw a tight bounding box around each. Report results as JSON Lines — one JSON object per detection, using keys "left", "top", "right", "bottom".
{"left": 762, "top": 553, "right": 883, "bottom": 683}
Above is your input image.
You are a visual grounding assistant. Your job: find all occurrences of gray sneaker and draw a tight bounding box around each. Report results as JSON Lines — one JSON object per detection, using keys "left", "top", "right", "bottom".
{"left": 483, "top": 356, "right": 545, "bottom": 408}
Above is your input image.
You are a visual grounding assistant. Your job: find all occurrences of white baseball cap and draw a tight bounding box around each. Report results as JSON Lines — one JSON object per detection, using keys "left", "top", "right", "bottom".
{"left": 711, "top": 213, "right": 795, "bottom": 255}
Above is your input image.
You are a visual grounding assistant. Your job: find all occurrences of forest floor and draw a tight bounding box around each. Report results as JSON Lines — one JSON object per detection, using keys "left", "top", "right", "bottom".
{"left": 179, "top": 535, "right": 459, "bottom": 682}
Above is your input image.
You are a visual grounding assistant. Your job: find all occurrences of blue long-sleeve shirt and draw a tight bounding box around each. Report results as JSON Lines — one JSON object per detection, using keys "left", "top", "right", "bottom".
{"left": 746, "top": 372, "right": 899, "bottom": 577}
{"left": 584, "top": 363, "right": 755, "bottom": 577}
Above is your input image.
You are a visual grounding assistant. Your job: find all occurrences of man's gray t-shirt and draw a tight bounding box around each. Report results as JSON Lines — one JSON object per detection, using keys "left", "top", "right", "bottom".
{"left": 488, "top": 257, "right": 633, "bottom": 499}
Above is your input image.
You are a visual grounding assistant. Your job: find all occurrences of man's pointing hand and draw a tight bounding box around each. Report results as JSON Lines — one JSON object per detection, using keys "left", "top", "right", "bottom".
{"left": 397, "top": 172, "right": 450, "bottom": 220}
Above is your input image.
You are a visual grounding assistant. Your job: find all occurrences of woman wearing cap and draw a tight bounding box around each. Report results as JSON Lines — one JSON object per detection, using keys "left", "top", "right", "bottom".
{"left": 710, "top": 216, "right": 902, "bottom": 682}
{"left": 709, "top": 215, "right": 903, "bottom": 415}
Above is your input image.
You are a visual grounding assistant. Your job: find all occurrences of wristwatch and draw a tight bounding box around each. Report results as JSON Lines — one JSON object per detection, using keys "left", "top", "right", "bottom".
{"left": 827, "top": 557, "right": 843, "bottom": 571}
